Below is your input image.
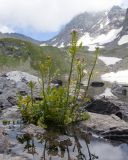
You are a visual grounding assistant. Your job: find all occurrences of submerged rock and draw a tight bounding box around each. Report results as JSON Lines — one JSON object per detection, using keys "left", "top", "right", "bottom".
{"left": 0, "top": 128, "right": 11, "bottom": 153}
{"left": 22, "top": 124, "right": 45, "bottom": 136}
{"left": 0, "top": 154, "right": 27, "bottom": 160}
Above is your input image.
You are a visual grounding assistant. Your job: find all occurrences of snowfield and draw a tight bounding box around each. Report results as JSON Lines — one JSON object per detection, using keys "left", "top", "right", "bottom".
{"left": 98, "top": 56, "right": 121, "bottom": 65}
{"left": 6, "top": 71, "right": 40, "bottom": 83}
{"left": 40, "top": 43, "right": 47, "bottom": 46}
{"left": 78, "top": 27, "right": 122, "bottom": 50}
{"left": 118, "top": 35, "right": 128, "bottom": 45}
{"left": 101, "top": 70, "right": 128, "bottom": 84}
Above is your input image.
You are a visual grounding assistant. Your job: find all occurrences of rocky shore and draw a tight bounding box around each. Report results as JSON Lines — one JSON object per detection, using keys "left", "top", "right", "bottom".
{"left": 0, "top": 71, "right": 128, "bottom": 157}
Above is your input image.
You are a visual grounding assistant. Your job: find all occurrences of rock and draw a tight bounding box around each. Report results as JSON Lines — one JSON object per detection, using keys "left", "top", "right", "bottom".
{"left": 7, "top": 96, "right": 17, "bottom": 106}
{"left": 1, "top": 105, "right": 21, "bottom": 119}
{"left": 80, "top": 112, "right": 128, "bottom": 142}
{"left": 101, "top": 129, "right": 128, "bottom": 142}
{"left": 0, "top": 128, "right": 11, "bottom": 153}
{"left": 81, "top": 112, "right": 128, "bottom": 132}
{"left": 6, "top": 71, "right": 39, "bottom": 84}
{"left": 0, "top": 72, "right": 41, "bottom": 109}
{"left": 112, "top": 83, "right": 128, "bottom": 96}
{"left": 50, "top": 79, "right": 63, "bottom": 88}
{"left": 91, "top": 81, "right": 104, "bottom": 87}
{"left": 22, "top": 124, "right": 45, "bottom": 136}
{"left": 86, "top": 98, "right": 128, "bottom": 122}
{"left": 0, "top": 154, "right": 27, "bottom": 160}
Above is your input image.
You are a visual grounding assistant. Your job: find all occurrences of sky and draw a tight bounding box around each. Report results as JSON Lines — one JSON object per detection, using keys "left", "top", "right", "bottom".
{"left": 0, "top": 0, "right": 127, "bottom": 41}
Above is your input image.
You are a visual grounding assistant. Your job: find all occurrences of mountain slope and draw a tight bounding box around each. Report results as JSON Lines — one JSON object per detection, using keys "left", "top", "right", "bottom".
{"left": 0, "top": 38, "right": 69, "bottom": 74}
{"left": 42, "top": 6, "right": 128, "bottom": 51}
{"left": 0, "top": 32, "right": 40, "bottom": 44}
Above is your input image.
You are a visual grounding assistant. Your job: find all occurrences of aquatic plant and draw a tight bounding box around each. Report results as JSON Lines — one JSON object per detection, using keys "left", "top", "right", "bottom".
{"left": 18, "top": 30, "right": 99, "bottom": 127}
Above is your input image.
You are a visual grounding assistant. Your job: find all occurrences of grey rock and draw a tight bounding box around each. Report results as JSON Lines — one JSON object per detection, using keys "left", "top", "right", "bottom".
{"left": 91, "top": 81, "right": 104, "bottom": 87}
{"left": 0, "top": 75, "right": 41, "bottom": 109}
{"left": 112, "top": 83, "right": 128, "bottom": 96}
{"left": 81, "top": 112, "right": 128, "bottom": 131}
{"left": 0, "top": 128, "right": 11, "bottom": 153}
{"left": 22, "top": 124, "right": 45, "bottom": 136}
{"left": 0, "top": 154, "right": 28, "bottom": 160}
{"left": 1, "top": 106, "right": 21, "bottom": 119}
{"left": 121, "top": 8, "right": 128, "bottom": 36}
{"left": 80, "top": 112, "right": 128, "bottom": 141}
{"left": 86, "top": 98, "right": 128, "bottom": 122}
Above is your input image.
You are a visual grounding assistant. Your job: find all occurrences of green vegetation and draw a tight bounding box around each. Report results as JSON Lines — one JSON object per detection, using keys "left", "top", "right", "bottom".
{"left": 0, "top": 38, "right": 69, "bottom": 74}
{"left": 18, "top": 31, "right": 99, "bottom": 127}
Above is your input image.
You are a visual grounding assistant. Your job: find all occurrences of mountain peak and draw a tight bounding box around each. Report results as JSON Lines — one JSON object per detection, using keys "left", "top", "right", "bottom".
{"left": 110, "top": 5, "right": 122, "bottom": 11}
{"left": 42, "top": 6, "right": 128, "bottom": 50}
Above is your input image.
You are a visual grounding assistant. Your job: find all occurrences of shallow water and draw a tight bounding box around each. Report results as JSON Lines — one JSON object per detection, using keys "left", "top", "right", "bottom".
{"left": 1, "top": 122, "right": 128, "bottom": 160}
{"left": 87, "top": 81, "right": 128, "bottom": 103}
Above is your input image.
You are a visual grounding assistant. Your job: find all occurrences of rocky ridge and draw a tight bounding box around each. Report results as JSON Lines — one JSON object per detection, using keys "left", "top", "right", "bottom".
{"left": 42, "top": 6, "right": 128, "bottom": 51}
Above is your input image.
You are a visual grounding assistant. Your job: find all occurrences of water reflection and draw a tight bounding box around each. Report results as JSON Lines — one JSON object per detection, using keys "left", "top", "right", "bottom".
{"left": 16, "top": 126, "right": 98, "bottom": 160}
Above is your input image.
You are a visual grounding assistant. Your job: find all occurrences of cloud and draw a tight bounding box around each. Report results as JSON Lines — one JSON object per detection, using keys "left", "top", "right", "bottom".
{"left": 0, "top": 24, "right": 14, "bottom": 33}
{"left": 0, "top": 0, "right": 126, "bottom": 33}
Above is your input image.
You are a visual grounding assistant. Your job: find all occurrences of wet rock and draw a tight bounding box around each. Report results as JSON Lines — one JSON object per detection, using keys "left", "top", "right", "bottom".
{"left": 86, "top": 98, "right": 128, "bottom": 122}
{"left": 112, "top": 83, "right": 128, "bottom": 96}
{"left": 0, "top": 154, "right": 28, "bottom": 160}
{"left": 81, "top": 112, "right": 128, "bottom": 132}
{"left": 101, "top": 129, "right": 128, "bottom": 142}
{"left": 1, "top": 105, "right": 21, "bottom": 119}
{"left": 91, "top": 81, "right": 104, "bottom": 87}
{"left": 22, "top": 124, "right": 45, "bottom": 136}
{"left": 0, "top": 128, "right": 11, "bottom": 153}
{"left": 50, "top": 79, "right": 63, "bottom": 88}
{"left": 80, "top": 111, "right": 128, "bottom": 142}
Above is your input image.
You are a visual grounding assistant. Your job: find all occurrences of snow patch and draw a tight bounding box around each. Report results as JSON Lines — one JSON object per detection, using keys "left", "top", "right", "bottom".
{"left": 93, "top": 27, "right": 122, "bottom": 45}
{"left": 52, "top": 38, "right": 56, "bottom": 42}
{"left": 98, "top": 56, "right": 121, "bottom": 65}
{"left": 88, "top": 45, "right": 104, "bottom": 51}
{"left": 105, "top": 17, "right": 110, "bottom": 26}
{"left": 78, "top": 27, "right": 122, "bottom": 49}
{"left": 105, "top": 11, "right": 108, "bottom": 16}
{"left": 40, "top": 43, "right": 47, "bottom": 46}
{"left": 6, "top": 71, "right": 40, "bottom": 83}
{"left": 98, "top": 88, "right": 117, "bottom": 99}
{"left": 53, "top": 43, "right": 58, "bottom": 47}
{"left": 118, "top": 35, "right": 128, "bottom": 45}
{"left": 78, "top": 32, "right": 92, "bottom": 46}
{"left": 58, "top": 42, "right": 64, "bottom": 48}
{"left": 101, "top": 70, "right": 128, "bottom": 84}
{"left": 100, "top": 23, "right": 104, "bottom": 29}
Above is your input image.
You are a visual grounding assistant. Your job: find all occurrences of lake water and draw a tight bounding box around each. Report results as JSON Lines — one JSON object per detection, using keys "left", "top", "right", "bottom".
{"left": 1, "top": 123, "right": 128, "bottom": 160}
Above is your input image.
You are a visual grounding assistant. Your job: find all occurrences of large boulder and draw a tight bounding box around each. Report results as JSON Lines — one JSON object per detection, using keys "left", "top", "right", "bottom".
{"left": 80, "top": 112, "right": 128, "bottom": 142}
{"left": 86, "top": 98, "right": 128, "bottom": 122}
{"left": 0, "top": 71, "right": 41, "bottom": 110}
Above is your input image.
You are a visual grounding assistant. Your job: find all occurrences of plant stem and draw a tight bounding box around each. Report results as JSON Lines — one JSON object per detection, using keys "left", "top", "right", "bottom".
{"left": 85, "top": 48, "right": 99, "bottom": 96}
{"left": 66, "top": 55, "right": 74, "bottom": 105}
